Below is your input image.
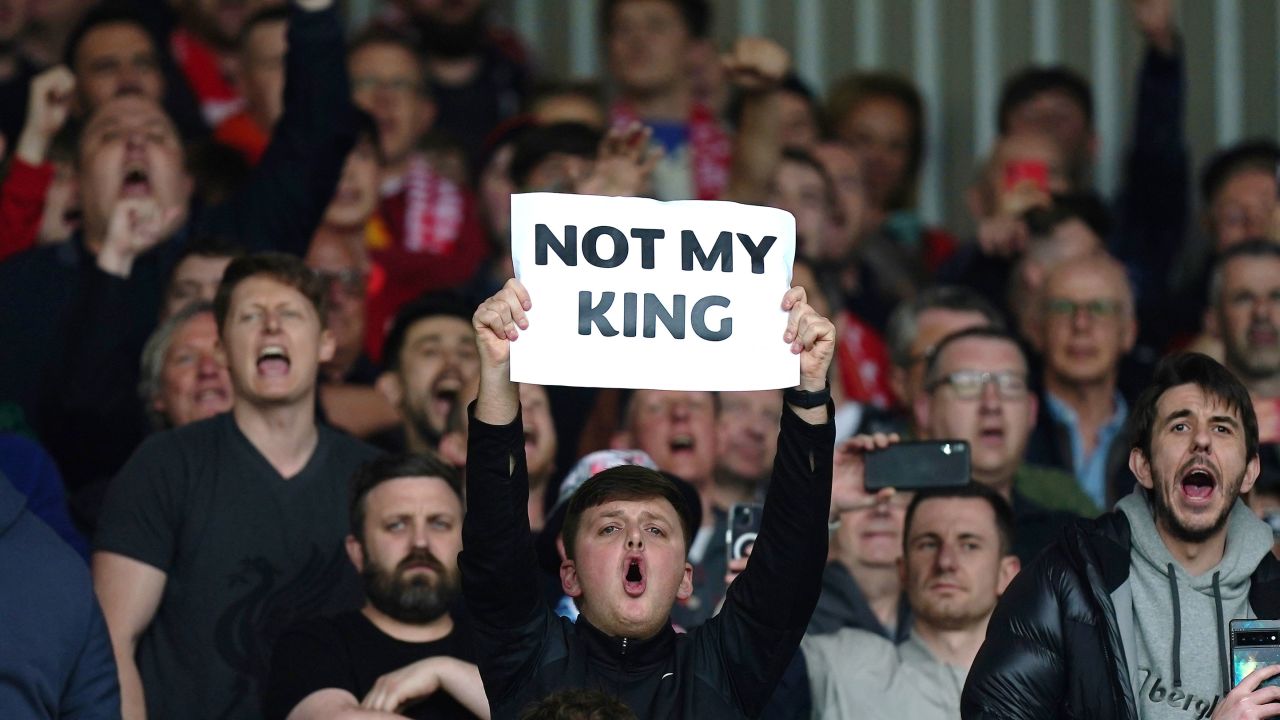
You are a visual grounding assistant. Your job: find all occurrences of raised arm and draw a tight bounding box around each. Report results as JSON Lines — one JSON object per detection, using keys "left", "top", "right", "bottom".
{"left": 708, "top": 286, "right": 836, "bottom": 716}
{"left": 199, "top": 0, "right": 357, "bottom": 254}
{"left": 0, "top": 65, "right": 75, "bottom": 263}
{"left": 458, "top": 279, "right": 549, "bottom": 699}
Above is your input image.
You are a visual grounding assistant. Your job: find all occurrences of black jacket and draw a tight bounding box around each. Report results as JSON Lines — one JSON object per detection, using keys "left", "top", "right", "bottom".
{"left": 961, "top": 508, "right": 1280, "bottom": 719}
{"left": 460, "top": 402, "right": 834, "bottom": 719}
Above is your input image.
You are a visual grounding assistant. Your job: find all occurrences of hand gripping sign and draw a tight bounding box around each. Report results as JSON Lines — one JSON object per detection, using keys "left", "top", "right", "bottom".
{"left": 510, "top": 192, "right": 797, "bottom": 391}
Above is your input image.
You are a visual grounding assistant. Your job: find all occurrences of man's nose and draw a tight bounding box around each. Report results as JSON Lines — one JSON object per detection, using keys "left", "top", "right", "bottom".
{"left": 626, "top": 526, "right": 644, "bottom": 549}
{"left": 197, "top": 353, "right": 222, "bottom": 377}
{"left": 935, "top": 541, "right": 959, "bottom": 571}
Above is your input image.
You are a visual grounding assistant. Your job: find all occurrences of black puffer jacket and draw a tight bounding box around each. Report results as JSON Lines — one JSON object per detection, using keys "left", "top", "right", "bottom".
{"left": 962, "top": 509, "right": 1280, "bottom": 719}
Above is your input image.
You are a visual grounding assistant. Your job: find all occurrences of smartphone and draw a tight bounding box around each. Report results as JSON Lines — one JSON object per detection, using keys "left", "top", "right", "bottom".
{"left": 1230, "top": 619, "right": 1280, "bottom": 689}
{"left": 864, "top": 440, "right": 970, "bottom": 492}
{"left": 1003, "top": 159, "right": 1049, "bottom": 194}
{"left": 726, "top": 503, "right": 763, "bottom": 561}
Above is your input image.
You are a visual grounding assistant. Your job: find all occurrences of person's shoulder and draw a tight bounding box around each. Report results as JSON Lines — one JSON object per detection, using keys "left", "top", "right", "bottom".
{"left": 318, "top": 424, "right": 381, "bottom": 461}
{"left": 802, "top": 626, "right": 894, "bottom": 670}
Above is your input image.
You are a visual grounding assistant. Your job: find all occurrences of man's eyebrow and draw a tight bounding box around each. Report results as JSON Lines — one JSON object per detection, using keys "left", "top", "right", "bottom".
{"left": 1210, "top": 414, "right": 1241, "bottom": 428}
{"left": 1162, "top": 408, "right": 1193, "bottom": 424}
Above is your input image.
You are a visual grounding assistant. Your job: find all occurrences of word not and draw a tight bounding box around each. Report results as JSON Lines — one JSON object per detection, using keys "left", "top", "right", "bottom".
{"left": 535, "top": 224, "right": 777, "bottom": 273}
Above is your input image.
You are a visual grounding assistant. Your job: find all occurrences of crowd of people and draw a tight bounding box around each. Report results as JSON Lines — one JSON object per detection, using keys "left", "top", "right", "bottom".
{"left": 3, "top": 0, "right": 1280, "bottom": 717}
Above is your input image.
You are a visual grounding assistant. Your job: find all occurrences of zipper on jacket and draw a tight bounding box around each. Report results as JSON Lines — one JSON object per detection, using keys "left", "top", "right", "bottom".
{"left": 621, "top": 637, "right": 628, "bottom": 656}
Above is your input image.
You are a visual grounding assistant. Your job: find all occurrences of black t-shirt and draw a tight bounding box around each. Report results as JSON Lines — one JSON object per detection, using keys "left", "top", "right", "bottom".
{"left": 94, "top": 413, "right": 380, "bottom": 720}
{"left": 264, "top": 610, "right": 478, "bottom": 720}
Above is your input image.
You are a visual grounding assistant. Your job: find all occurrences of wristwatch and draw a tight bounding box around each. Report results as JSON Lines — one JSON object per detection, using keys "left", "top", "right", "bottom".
{"left": 784, "top": 382, "right": 831, "bottom": 409}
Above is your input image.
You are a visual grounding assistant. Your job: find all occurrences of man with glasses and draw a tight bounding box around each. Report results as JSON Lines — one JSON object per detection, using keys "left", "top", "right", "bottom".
{"left": 1211, "top": 240, "right": 1280, "bottom": 489}
{"left": 346, "top": 29, "right": 488, "bottom": 365}
{"left": 1026, "top": 253, "right": 1136, "bottom": 512}
{"left": 913, "top": 326, "right": 1076, "bottom": 563}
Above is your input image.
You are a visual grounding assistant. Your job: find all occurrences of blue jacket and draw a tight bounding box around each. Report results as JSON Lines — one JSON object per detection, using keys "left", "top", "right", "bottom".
{"left": 0, "top": 474, "right": 119, "bottom": 717}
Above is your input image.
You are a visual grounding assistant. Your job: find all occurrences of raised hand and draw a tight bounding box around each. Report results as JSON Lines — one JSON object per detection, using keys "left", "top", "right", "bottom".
{"left": 1132, "top": 0, "right": 1176, "bottom": 56}
{"left": 781, "top": 285, "right": 835, "bottom": 392}
{"left": 472, "top": 277, "right": 530, "bottom": 424}
{"left": 722, "top": 37, "right": 790, "bottom": 93}
{"left": 831, "top": 434, "right": 901, "bottom": 516}
{"left": 95, "top": 198, "right": 183, "bottom": 277}
{"left": 16, "top": 65, "right": 75, "bottom": 166}
{"left": 472, "top": 277, "right": 531, "bottom": 369}
{"left": 574, "top": 121, "right": 660, "bottom": 198}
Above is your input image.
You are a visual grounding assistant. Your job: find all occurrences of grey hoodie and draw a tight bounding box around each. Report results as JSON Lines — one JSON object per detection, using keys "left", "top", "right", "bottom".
{"left": 1117, "top": 489, "right": 1273, "bottom": 720}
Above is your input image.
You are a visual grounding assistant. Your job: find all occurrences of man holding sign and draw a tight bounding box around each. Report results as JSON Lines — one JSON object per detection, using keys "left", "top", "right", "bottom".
{"left": 461, "top": 277, "right": 834, "bottom": 718}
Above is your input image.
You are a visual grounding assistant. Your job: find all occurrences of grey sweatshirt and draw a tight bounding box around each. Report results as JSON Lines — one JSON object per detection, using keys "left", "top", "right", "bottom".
{"left": 1117, "top": 490, "right": 1273, "bottom": 720}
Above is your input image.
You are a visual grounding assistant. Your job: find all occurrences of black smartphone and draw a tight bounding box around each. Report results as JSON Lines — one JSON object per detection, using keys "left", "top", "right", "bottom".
{"left": 1231, "top": 620, "right": 1280, "bottom": 689}
{"left": 726, "top": 503, "right": 763, "bottom": 561}
{"left": 864, "top": 440, "right": 970, "bottom": 491}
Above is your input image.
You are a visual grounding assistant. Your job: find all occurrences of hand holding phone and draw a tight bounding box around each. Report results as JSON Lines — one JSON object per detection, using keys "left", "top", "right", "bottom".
{"left": 831, "top": 433, "right": 901, "bottom": 515}
{"left": 1230, "top": 620, "right": 1280, "bottom": 691}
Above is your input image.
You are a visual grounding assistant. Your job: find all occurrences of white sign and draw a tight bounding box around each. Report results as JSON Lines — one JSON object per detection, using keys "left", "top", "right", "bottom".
{"left": 509, "top": 192, "right": 797, "bottom": 391}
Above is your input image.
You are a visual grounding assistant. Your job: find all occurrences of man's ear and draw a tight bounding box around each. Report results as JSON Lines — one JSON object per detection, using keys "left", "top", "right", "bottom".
{"left": 1130, "top": 447, "right": 1154, "bottom": 490}
{"left": 997, "top": 555, "right": 1020, "bottom": 595}
{"left": 676, "top": 561, "right": 694, "bottom": 601}
{"left": 610, "top": 430, "right": 634, "bottom": 450}
{"left": 1025, "top": 391, "right": 1039, "bottom": 431}
{"left": 1241, "top": 454, "right": 1263, "bottom": 496}
{"left": 913, "top": 393, "right": 931, "bottom": 435}
{"left": 560, "top": 559, "right": 582, "bottom": 598}
{"left": 413, "top": 97, "right": 437, "bottom": 139}
{"left": 889, "top": 366, "right": 908, "bottom": 407}
{"left": 376, "top": 372, "right": 404, "bottom": 409}
{"left": 345, "top": 534, "right": 364, "bottom": 573}
{"left": 1206, "top": 307, "right": 1220, "bottom": 339}
{"left": 318, "top": 327, "right": 337, "bottom": 364}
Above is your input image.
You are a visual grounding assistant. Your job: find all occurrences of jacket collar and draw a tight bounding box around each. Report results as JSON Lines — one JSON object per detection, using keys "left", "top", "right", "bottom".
{"left": 577, "top": 614, "right": 677, "bottom": 669}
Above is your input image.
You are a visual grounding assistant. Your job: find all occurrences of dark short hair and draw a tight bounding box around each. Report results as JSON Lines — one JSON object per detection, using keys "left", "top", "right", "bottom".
{"left": 1209, "top": 238, "right": 1280, "bottom": 307}
{"left": 728, "top": 73, "right": 818, "bottom": 130}
{"left": 238, "top": 5, "right": 290, "bottom": 49}
{"left": 1128, "top": 352, "right": 1259, "bottom": 463}
{"left": 599, "top": 0, "right": 711, "bottom": 39}
{"left": 885, "top": 286, "right": 1005, "bottom": 368}
{"left": 1200, "top": 139, "right": 1280, "bottom": 207}
{"left": 923, "top": 326, "right": 1027, "bottom": 384}
{"left": 347, "top": 26, "right": 429, "bottom": 96}
{"left": 825, "top": 72, "right": 924, "bottom": 210}
{"left": 1023, "top": 192, "right": 1112, "bottom": 240}
{"left": 520, "top": 689, "right": 638, "bottom": 720}
{"left": 213, "top": 252, "right": 328, "bottom": 332}
{"left": 380, "top": 292, "right": 475, "bottom": 372}
{"left": 64, "top": 1, "right": 157, "bottom": 69}
{"left": 349, "top": 452, "right": 462, "bottom": 542}
{"left": 509, "top": 122, "right": 602, "bottom": 189}
{"left": 997, "top": 66, "right": 1094, "bottom": 134}
{"left": 904, "top": 482, "right": 1016, "bottom": 557}
{"left": 561, "top": 466, "right": 692, "bottom": 561}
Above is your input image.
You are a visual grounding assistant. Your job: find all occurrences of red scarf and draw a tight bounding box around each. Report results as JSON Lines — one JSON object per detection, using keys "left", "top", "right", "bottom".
{"left": 170, "top": 28, "right": 242, "bottom": 127}
{"left": 402, "top": 156, "right": 465, "bottom": 254}
{"left": 836, "top": 310, "right": 896, "bottom": 409}
{"left": 611, "top": 102, "right": 730, "bottom": 200}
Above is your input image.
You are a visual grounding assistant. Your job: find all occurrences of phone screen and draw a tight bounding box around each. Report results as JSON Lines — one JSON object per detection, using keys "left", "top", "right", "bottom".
{"left": 1230, "top": 620, "right": 1280, "bottom": 688}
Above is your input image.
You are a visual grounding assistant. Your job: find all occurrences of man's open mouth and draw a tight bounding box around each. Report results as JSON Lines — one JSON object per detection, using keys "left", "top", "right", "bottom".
{"left": 257, "top": 345, "right": 291, "bottom": 376}
{"left": 121, "top": 167, "right": 152, "bottom": 198}
{"left": 623, "top": 556, "right": 646, "bottom": 597}
{"left": 1180, "top": 467, "right": 1217, "bottom": 501}
{"left": 669, "top": 435, "right": 694, "bottom": 454}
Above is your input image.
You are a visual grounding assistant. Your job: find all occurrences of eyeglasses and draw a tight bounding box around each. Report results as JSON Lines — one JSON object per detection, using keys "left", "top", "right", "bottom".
{"left": 350, "top": 76, "right": 422, "bottom": 98}
{"left": 316, "top": 269, "right": 368, "bottom": 296}
{"left": 925, "top": 370, "right": 1028, "bottom": 400}
{"left": 1044, "top": 298, "right": 1124, "bottom": 320}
